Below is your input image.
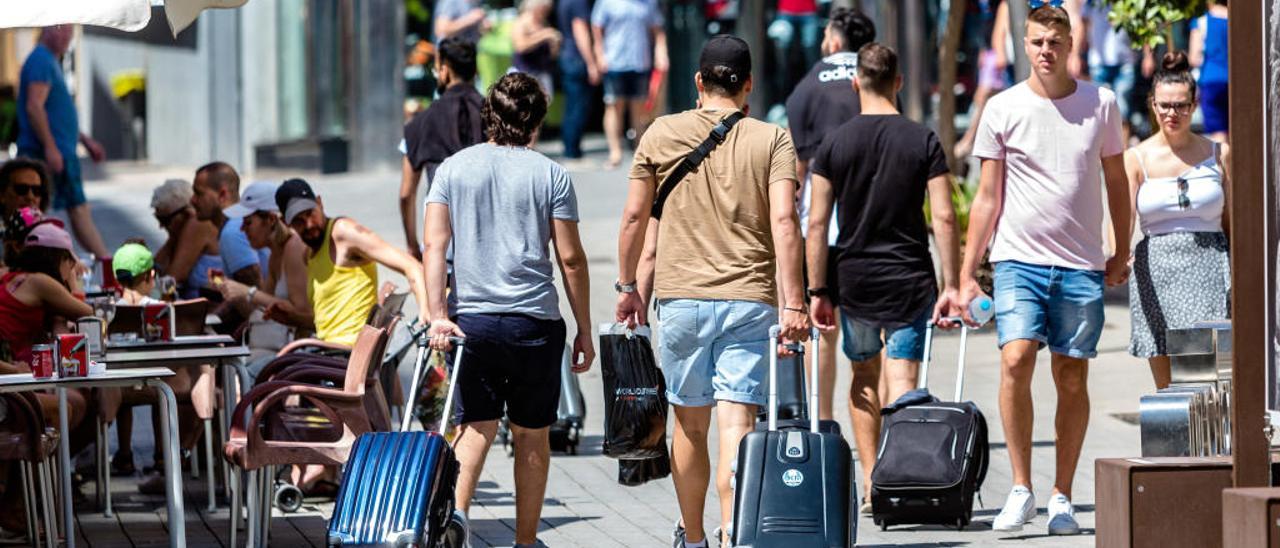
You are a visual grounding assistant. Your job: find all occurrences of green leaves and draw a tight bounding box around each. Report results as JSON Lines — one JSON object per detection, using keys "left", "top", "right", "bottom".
{"left": 1101, "top": 0, "right": 1208, "bottom": 48}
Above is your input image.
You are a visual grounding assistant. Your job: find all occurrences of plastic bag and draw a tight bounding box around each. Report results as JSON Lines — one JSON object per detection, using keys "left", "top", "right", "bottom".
{"left": 618, "top": 444, "right": 672, "bottom": 486}
{"left": 599, "top": 323, "right": 668, "bottom": 459}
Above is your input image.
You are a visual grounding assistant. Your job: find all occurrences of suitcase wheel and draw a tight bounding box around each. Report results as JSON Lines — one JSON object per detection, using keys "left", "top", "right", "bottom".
{"left": 274, "top": 481, "right": 303, "bottom": 513}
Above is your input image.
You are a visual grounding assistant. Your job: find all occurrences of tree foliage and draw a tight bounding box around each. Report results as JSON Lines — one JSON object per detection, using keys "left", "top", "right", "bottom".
{"left": 1101, "top": 0, "right": 1208, "bottom": 48}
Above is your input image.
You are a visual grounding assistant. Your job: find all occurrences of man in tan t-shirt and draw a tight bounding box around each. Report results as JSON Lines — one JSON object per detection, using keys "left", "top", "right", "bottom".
{"left": 614, "top": 35, "right": 810, "bottom": 548}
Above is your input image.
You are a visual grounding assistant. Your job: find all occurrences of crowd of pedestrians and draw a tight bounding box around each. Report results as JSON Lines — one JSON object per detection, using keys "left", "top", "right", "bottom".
{"left": 0, "top": 1, "right": 1238, "bottom": 545}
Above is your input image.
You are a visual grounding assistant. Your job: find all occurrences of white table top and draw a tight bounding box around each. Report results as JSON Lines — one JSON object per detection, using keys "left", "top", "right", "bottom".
{"left": 105, "top": 334, "right": 237, "bottom": 350}
{"left": 0, "top": 368, "right": 175, "bottom": 391}
{"left": 104, "top": 345, "right": 250, "bottom": 366}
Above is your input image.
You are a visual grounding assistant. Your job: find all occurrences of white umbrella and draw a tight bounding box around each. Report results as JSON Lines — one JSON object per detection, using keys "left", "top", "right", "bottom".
{"left": 0, "top": 0, "right": 248, "bottom": 36}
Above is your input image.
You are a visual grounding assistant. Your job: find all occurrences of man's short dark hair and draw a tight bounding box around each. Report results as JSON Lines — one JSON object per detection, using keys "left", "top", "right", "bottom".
{"left": 0, "top": 157, "right": 50, "bottom": 211}
{"left": 829, "top": 7, "right": 876, "bottom": 53}
{"left": 195, "top": 161, "right": 240, "bottom": 195}
{"left": 482, "top": 73, "right": 547, "bottom": 147}
{"left": 856, "top": 42, "right": 898, "bottom": 98}
{"left": 439, "top": 37, "right": 477, "bottom": 82}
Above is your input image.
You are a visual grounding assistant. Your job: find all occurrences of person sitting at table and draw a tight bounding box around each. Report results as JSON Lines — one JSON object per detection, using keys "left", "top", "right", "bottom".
{"left": 104, "top": 241, "right": 209, "bottom": 491}
{"left": 0, "top": 220, "right": 92, "bottom": 448}
{"left": 150, "top": 178, "right": 222, "bottom": 300}
{"left": 0, "top": 221, "right": 93, "bottom": 536}
{"left": 277, "top": 178, "right": 429, "bottom": 344}
{"left": 217, "top": 180, "right": 313, "bottom": 372}
{"left": 0, "top": 158, "right": 51, "bottom": 271}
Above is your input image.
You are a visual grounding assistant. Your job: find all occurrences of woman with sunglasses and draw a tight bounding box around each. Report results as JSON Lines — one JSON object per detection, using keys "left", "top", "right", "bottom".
{"left": 1125, "top": 51, "right": 1231, "bottom": 389}
{"left": 149, "top": 179, "right": 222, "bottom": 299}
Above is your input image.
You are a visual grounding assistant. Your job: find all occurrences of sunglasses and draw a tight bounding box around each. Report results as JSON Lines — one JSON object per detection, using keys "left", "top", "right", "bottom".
{"left": 7, "top": 183, "right": 40, "bottom": 197}
{"left": 1028, "top": 0, "right": 1064, "bottom": 7}
{"left": 155, "top": 208, "right": 186, "bottom": 226}
{"left": 1154, "top": 101, "right": 1194, "bottom": 115}
{"left": 1176, "top": 177, "right": 1191, "bottom": 210}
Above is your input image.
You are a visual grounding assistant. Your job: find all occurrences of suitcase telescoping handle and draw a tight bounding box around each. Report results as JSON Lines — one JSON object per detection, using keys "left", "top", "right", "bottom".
{"left": 767, "top": 325, "right": 822, "bottom": 433}
{"left": 919, "top": 317, "right": 968, "bottom": 402}
{"left": 400, "top": 323, "right": 466, "bottom": 433}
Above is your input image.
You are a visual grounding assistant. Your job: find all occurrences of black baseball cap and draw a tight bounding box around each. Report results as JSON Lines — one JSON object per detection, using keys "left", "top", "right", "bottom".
{"left": 275, "top": 178, "right": 319, "bottom": 224}
{"left": 699, "top": 35, "right": 752, "bottom": 81}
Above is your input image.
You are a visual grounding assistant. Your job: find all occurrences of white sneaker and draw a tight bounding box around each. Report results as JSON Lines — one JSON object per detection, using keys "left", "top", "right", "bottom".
{"left": 1046, "top": 493, "right": 1080, "bottom": 535}
{"left": 992, "top": 486, "right": 1037, "bottom": 532}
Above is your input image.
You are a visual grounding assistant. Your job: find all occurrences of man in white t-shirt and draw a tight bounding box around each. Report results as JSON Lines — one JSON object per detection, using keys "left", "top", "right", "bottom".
{"left": 955, "top": 5, "right": 1129, "bottom": 536}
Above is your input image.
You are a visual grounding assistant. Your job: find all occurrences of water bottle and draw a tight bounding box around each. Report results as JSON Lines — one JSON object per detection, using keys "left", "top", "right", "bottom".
{"left": 968, "top": 295, "right": 995, "bottom": 326}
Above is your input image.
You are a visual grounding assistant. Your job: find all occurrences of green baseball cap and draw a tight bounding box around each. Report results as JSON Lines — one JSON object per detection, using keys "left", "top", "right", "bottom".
{"left": 113, "top": 243, "right": 154, "bottom": 281}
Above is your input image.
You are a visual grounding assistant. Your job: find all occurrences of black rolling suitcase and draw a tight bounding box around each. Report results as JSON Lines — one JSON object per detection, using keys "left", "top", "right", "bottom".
{"left": 327, "top": 334, "right": 468, "bottom": 547}
{"left": 731, "top": 326, "right": 856, "bottom": 547}
{"left": 870, "top": 322, "right": 990, "bottom": 531}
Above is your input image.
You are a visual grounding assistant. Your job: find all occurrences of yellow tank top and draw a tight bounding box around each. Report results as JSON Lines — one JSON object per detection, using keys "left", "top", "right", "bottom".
{"left": 307, "top": 218, "right": 378, "bottom": 345}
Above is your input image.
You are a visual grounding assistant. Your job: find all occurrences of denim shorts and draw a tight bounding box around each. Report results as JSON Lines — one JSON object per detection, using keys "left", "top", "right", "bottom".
{"left": 603, "top": 70, "right": 648, "bottom": 104}
{"left": 993, "top": 260, "right": 1106, "bottom": 359}
{"left": 839, "top": 302, "right": 932, "bottom": 363}
{"left": 656, "top": 299, "right": 777, "bottom": 407}
{"left": 453, "top": 313, "right": 566, "bottom": 428}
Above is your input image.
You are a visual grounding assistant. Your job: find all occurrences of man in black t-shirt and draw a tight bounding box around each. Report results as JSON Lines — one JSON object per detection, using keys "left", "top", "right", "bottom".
{"left": 805, "top": 42, "right": 963, "bottom": 510}
{"left": 400, "top": 37, "right": 485, "bottom": 260}
{"left": 783, "top": 6, "right": 876, "bottom": 425}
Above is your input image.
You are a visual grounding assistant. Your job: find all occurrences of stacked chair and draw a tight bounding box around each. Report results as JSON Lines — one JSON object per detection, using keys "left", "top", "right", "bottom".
{"left": 222, "top": 285, "right": 411, "bottom": 547}
{"left": 0, "top": 393, "right": 62, "bottom": 548}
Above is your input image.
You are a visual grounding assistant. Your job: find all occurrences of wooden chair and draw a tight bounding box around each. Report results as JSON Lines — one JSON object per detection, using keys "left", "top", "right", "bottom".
{"left": 0, "top": 393, "right": 62, "bottom": 547}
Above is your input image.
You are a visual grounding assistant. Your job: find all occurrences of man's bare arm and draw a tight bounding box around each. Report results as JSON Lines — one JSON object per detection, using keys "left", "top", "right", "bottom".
{"left": 399, "top": 156, "right": 424, "bottom": 260}
{"left": 335, "top": 218, "right": 430, "bottom": 323}
{"left": 423, "top": 203, "right": 453, "bottom": 323}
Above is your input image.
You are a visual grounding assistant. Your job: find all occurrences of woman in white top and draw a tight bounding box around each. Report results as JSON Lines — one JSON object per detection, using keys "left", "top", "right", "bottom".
{"left": 217, "top": 181, "right": 312, "bottom": 371}
{"left": 1125, "top": 51, "right": 1232, "bottom": 389}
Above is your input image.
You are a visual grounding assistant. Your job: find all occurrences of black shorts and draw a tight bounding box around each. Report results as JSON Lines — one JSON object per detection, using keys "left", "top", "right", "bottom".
{"left": 802, "top": 245, "right": 842, "bottom": 302}
{"left": 454, "top": 313, "right": 566, "bottom": 429}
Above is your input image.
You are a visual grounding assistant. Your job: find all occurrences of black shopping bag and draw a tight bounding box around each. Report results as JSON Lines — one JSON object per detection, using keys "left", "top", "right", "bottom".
{"left": 599, "top": 323, "right": 668, "bottom": 460}
{"left": 618, "top": 444, "right": 672, "bottom": 486}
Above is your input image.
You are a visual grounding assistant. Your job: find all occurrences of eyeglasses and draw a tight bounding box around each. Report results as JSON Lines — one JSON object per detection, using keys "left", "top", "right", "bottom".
{"left": 1176, "top": 177, "right": 1190, "bottom": 210}
{"left": 7, "top": 184, "right": 40, "bottom": 197}
{"left": 1154, "top": 101, "right": 1194, "bottom": 115}
{"left": 1028, "top": 0, "right": 1064, "bottom": 8}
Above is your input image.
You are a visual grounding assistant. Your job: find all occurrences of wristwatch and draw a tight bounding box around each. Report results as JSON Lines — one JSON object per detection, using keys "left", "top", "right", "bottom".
{"left": 807, "top": 287, "right": 830, "bottom": 298}
{"left": 614, "top": 279, "right": 637, "bottom": 293}
{"left": 247, "top": 285, "right": 258, "bottom": 302}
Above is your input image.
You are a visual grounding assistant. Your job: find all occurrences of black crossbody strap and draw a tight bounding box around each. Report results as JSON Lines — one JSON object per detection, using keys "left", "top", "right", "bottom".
{"left": 650, "top": 111, "right": 745, "bottom": 220}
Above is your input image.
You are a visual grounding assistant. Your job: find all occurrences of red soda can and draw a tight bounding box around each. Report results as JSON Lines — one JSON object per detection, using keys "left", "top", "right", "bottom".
{"left": 57, "top": 334, "right": 88, "bottom": 378}
{"left": 31, "top": 344, "right": 55, "bottom": 379}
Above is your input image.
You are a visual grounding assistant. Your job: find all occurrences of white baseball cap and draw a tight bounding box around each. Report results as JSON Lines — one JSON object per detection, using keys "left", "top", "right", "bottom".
{"left": 224, "top": 180, "right": 282, "bottom": 218}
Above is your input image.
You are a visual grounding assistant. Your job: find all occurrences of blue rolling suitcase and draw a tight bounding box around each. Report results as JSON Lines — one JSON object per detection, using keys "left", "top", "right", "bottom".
{"left": 731, "top": 326, "right": 856, "bottom": 547}
{"left": 327, "top": 336, "right": 468, "bottom": 547}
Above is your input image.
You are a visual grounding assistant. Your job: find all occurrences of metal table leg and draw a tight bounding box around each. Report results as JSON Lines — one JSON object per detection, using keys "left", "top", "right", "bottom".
{"left": 205, "top": 419, "right": 216, "bottom": 512}
{"left": 57, "top": 388, "right": 75, "bottom": 548}
{"left": 148, "top": 380, "right": 187, "bottom": 548}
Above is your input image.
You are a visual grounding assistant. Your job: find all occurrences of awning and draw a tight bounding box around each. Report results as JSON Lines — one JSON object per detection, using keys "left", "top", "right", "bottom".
{"left": 0, "top": 0, "right": 248, "bottom": 36}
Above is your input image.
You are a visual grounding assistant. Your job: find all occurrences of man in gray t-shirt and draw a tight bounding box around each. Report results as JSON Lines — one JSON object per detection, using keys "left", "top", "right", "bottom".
{"left": 424, "top": 73, "right": 594, "bottom": 547}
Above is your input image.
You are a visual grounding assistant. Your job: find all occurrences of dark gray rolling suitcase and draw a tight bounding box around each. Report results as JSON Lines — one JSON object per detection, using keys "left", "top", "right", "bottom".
{"left": 731, "top": 326, "right": 856, "bottom": 547}
{"left": 870, "top": 322, "right": 989, "bottom": 530}
{"left": 327, "top": 334, "right": 468, "bottom": 547}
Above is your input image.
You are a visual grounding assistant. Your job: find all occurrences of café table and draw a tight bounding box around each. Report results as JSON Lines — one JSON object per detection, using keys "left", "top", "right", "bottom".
{"left": 105, "top": 336, "right": 251, "bottom": 512}
{"left": 0, "top": 368, "right": 184, "bottom": 548}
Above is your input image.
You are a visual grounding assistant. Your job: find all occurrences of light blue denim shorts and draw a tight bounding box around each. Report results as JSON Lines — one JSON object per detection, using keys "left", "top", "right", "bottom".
{"left": 993, "top": 260, "right": 1106, "bottom": 358}
{"left": 656, "top": 299, "right": 777, "bottom": 407}
{"left": 839, "top": 301, "right": 933, "bottom": 363}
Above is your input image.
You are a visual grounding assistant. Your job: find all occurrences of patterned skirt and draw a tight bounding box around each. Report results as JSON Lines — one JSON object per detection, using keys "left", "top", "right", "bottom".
{"left": 1129, "top": 231, "right": 1231, "bottom": 358}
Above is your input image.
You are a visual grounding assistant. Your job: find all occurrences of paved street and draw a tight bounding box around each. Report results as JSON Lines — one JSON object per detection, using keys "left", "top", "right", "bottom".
{"left": 71, "top": 141, "right": 1156, "bottom": 547}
